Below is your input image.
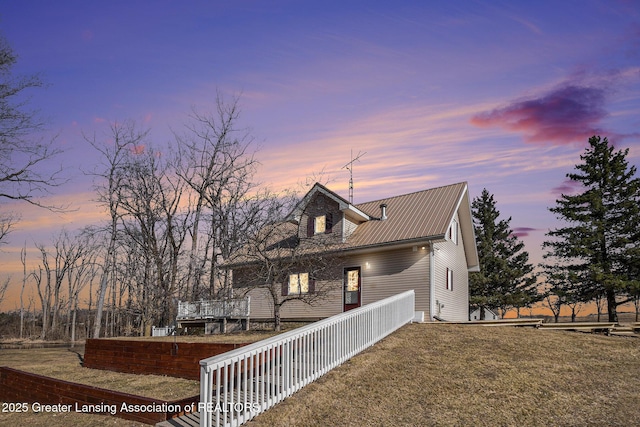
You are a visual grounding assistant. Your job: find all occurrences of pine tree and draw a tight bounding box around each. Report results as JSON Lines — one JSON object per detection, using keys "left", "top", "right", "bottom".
{"left": 543, "top": 136, "right": 640, "bottom": 322}
{"left": 470, "top": 189, "right": 538, "bottom": 319}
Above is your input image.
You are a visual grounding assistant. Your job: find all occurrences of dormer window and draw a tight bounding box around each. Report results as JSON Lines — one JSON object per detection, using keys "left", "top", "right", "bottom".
{"left": 315, "top": 215, "right": 326, "bottom": 234}
{"left": 307, "top": 212, "right": 333, "bottom": 236}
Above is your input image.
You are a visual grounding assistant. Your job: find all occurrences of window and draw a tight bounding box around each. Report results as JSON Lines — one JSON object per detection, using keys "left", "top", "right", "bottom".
{"left": 287, "top": 272, "right": 311, "bottom": 295}
{"left": 315, "top": 215, "right": 326, "bottom": 234}
{"left": 446, "top": 268, "right": 453, "bottom": 291}
{"left": 307, "top": 213, "right": 333, "bottom": 236}
{"left": 449, "top": 219, "right": 458, "bottom": 245}
{"left": 346, "top": 269, "right": 359, "bottom": 292}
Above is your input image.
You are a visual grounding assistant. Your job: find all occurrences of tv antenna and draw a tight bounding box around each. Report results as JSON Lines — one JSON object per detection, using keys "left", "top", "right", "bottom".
{"left": 341, "top": 150, "right": 366, "bottom": 203}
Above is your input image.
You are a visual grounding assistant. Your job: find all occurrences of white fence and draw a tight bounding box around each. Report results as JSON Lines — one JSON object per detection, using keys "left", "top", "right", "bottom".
{"left": 151, "top": 326, "right": 174, "bottom": 336}
{"left": 178, "top": 297, "right": 250, "bottom": 320}
{"left": 199, "top": 290, "right": 415, "bottom": 427}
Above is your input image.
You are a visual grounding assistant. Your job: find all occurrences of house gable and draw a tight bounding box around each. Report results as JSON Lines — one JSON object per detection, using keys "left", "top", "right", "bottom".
{"left": 347, "top": 182, "right": 479, "bottom": 270}
{"left": 443, "top": 183, "right": 480, "bottom": 272}
{"left": 299, "top": 192, "right": 341, "bottom": 238}
{"left": 226, "top": 181, "right": 478, "bottom": 269}
{"left": 286, "top": 183, "right": 371, "bottom": 243}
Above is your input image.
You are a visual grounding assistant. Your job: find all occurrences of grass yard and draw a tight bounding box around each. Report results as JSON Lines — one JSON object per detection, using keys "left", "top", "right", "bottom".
{"left": 0, "top": 327, "right": 295, "bottom": 426}
{"left": 0, "top": 346, "right": 200, "bottom": 400}
{"left": 1, "top": 323, "right": 639, "bottom": 426}
{"left": 0, "top": 346, "right": 199, "bottom": 426}
{"left": 246, "top": 323, "right": 640, "bottom": 427}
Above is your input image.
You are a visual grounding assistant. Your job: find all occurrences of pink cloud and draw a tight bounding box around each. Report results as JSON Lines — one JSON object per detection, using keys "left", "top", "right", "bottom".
{"left": 131, "top": 145, "right": 145, "bottom": 155}
{"left": 512, "top": 227, "right": 539, "bottom": 237}
{"left": 551, "top": 178, "right": 583, "bottom": 196}
{"left": 471, "top": 85, "right": 607, "bottom": 145}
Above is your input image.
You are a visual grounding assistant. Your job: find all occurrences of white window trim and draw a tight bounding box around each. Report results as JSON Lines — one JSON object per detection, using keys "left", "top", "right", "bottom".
{"left": 289, "top": 272, "right": 310, "bottom": 294}
{"left": 449, "top": 219, "right": 458, "bottom": 245}
{"left": 314, "top": 215, "right": 326, "bottom": 234}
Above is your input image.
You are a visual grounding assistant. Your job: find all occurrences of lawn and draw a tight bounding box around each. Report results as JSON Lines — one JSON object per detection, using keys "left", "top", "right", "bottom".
{"left": 1, "top": 323, "right": 639, "bottom": 426}
{"left": 246, "top": 323, "right": 640, "bottom": 427}
{"left": 0, "top": 327, "right": 292, "bottom": 426}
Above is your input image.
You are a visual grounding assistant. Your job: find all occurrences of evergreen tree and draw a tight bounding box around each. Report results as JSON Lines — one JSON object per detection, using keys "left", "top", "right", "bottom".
{"left": 470, "top": 189, "right": 538, "bottom": 319}
{"left": 543, "top": 136, "right": 640, "bottom": 322}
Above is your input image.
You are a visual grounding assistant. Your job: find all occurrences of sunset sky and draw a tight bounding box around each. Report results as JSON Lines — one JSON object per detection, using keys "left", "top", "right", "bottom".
{"left": 1, "top": 1, "right": 639, "bottom": 313}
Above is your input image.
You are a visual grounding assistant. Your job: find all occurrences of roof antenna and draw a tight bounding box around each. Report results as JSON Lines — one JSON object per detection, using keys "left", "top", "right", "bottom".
{"left": 341, "top": 150, "right": 366, "bottom": 203}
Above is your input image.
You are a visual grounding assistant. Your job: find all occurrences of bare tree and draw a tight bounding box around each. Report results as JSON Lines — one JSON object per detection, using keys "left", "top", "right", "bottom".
{"left": 0, "top": 212, "right": 18, "bottom": 244}
{"left": 20, "top": 242, "right": 27, "bottom": 338}
{"left": 86, "top": 120, "right": 148, "bottom": 338}
{"left": 33, "top": 231, "right": 80, "bottom": 339}
{"left": 0, "top": 36, "right": 65, "bottom": 244}
{"left": 230, "top": 190, "right": 345, "bottom": 331}
{"left": 0, "top": 276, "right": 8, "bottom": 308}
{"left": 174, "top": 93, "right": 259, "bottom": 299}
{"left": 64, "top": 231, "right": 98, "bottom": 346}
{"left": 116, "top": 144, "right": 190, "bottom": 330}
{"left": 32, "top": 263, "right": 51, "bottom": 339}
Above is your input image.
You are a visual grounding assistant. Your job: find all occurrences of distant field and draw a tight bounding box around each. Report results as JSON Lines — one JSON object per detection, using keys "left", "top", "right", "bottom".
{"left": 537, "top": 311, "right": 638, "bottom": 324}
{"left": 2, "top": 323, "right": 639, "bottom": 426}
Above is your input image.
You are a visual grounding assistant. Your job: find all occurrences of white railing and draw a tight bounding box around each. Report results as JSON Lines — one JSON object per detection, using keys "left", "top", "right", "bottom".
{"left": 198, "top": 290, "right": 415, "bottom": 427}
{"left": 151, "top": 326, "right": 174, "bottom": 336}
{"left": 178, "top": 297, "right": 251, "bottom": 320}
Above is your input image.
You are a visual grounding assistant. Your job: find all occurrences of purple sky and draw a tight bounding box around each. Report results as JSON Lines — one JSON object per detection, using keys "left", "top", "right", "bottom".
{"left": 1, "top": 1, "right": 639, "bottom": 312}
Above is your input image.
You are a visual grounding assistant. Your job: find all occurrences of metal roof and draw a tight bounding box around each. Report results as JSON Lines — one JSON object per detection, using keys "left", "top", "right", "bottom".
{"left": 225, "top": 181, "right": 479, "bottom": 270}
{"left": 347, "top": 182, "right": 467, "bottom": 248}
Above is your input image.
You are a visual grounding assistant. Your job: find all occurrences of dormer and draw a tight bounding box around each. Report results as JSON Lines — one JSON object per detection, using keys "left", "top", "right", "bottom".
{"left": 285, "top": 183, "right": 371, "bottom": 242}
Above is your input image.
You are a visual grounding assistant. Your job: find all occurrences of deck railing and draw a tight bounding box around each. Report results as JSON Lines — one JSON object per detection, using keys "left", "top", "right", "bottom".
{"left": 151, "top": 325, "right": 174, "bottom": 336}
{"left": 198, "top": 289, "right": 415, "bottom": 427}
{"left": 178, "top": 297, "right": 250, "bottom": 320}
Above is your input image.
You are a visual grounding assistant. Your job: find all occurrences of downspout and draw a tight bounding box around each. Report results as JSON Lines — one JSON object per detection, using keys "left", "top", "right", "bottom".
{"left": 430, "top": 243, "right": 436, "bottom": 321}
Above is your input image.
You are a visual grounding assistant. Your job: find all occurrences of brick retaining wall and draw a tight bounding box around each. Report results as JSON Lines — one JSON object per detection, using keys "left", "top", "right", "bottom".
{"left": 84, "top": 339, "right": 249, "bottom": 380}
{"left": 0, "top": 367, "right": 198, "bottom": 424}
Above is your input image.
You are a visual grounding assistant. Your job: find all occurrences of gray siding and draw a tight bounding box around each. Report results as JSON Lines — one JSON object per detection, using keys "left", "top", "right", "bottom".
{"left": 241, "top": 246, "right": 430, "bottom": 320}
{"left": 241, "top": 284, "right": 342, "bottom": 320}
{"left": 348, "top": 247, "right": 430, "bottom": 314}
{"left": 433, "top": 212, "right": 469, "bottom": 321}
{"left": 343, "top": 216, "right": 358, "bottom": 241}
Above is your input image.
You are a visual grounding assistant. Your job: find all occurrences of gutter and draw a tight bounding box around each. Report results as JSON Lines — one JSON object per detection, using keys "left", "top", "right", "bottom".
{"left": 222, "top": 234, "right": 448, "bottom": 269}
{"left": 430, "top": 243, "right": 436, "bottom": 321}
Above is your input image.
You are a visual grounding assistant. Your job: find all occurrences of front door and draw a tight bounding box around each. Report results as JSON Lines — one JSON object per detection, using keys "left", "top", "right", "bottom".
{"left": 343, "top": 267, "right": 361, "bottom": 311}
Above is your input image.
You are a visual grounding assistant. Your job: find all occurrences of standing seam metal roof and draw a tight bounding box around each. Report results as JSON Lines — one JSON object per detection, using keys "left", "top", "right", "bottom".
{"left": 223, "top": 181, "right": 472, "bottom": 267}
{"left": 345, "top": 182, "right": 467, "bottom": 248}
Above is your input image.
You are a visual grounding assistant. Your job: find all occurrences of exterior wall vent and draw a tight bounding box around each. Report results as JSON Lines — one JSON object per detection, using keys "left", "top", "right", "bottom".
{"left": 380, "top": 203, "right": 388, "bottom": 220}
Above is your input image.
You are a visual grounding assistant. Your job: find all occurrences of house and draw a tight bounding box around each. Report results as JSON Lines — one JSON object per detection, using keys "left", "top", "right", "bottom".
{"left": 227, "top": 181, "right": 480, "bottom": 322}
{"left": 469, "top": 307, "right": 500, "bottom": 321}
